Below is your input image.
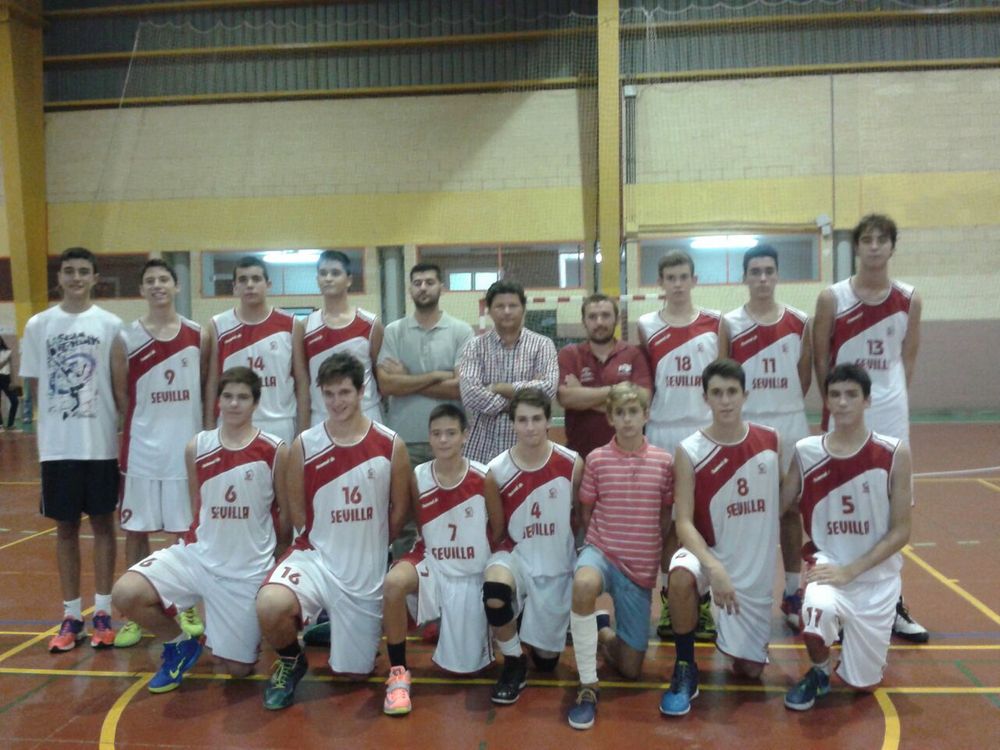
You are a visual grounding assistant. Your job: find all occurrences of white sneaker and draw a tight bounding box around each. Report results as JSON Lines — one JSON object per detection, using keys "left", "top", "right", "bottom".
{"left": 892, "top": 597, "right": 929, "bottom": 643}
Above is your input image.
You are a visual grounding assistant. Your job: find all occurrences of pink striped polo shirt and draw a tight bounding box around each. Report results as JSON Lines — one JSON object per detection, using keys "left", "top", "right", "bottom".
{"left": 580, "top": 437, "right": 674, "bottom": 589}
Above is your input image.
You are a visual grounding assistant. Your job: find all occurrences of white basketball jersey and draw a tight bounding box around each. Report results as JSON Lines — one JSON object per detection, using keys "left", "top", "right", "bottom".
{"left": 212, "top": 308, "right": 296, "bottom": 424}
{"left": 186, "top": 429, "right": 281, "bottom": 579}
{"left": 638, "top": 309, "right": 720, "bottom": 426}
{"left": 825, "top": 279, "right": 913, "bottom": 433}
{"left": 304, "top": 308, "right": 380, "bottom": 425}
{"left": 488, "top": 444, "right": 578, "bottom": 576}
{"left": 682, "top": 424, "right": 780, "bottom": 596}
{"left": 412, "top": 460, "right": 491, "bottom": 577}
{"left": 121, "top": 318, "right": 202, "bottom": 479}
{"left": 726, "top": 305, "right": 807, "bottom": 417}
{"left": 295, "top": 420, "right": 397, "bottom": 597}
{"left": 795, "top": 432, "right": 902, "bottom": 583}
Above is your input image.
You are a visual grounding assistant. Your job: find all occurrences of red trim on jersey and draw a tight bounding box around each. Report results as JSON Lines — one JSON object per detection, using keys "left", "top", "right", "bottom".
{"left": 417, "top": 463, "right": 486, "bottom": 527}
{"left": 303, "top": 312, "right": 373, "bottom": 360}
{"left": 499, "top": 447, "right": 576, "bottom": 528}
{"left": 298, "top": 422, "right": 395, "bottom": 541}
{"left": 120, "top": 324, "right": 201, "bottom": 471}
{"left": 729, "top": 310, "right": 805, "bottom": 364}
{"left": 646, "top": 311, "right": 720, "bottom": 366}
{"left": 185, "top": 432, "right": 279, "bottom": 543}
{"left": 215, "top": 309, "right": 295, "bottom": 372}
{"left": 828, "top": 284, "right": 911, "bottom": 368}
{"left": 691, "top": 424, "right": 778, "bottom": 547}
{"left": 798, "top": 434, "right": 896, "bottom": 539}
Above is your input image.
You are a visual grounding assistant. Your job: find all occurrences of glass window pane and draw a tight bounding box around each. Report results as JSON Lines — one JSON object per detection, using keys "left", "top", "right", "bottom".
{"left": 449, "top": 272, "right": 472, "bottom": 291}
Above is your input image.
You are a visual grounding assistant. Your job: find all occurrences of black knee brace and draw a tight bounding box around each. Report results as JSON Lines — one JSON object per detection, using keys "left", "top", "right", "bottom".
{"left": 528, "top": 647, "right": 560, "bottom": 672}
{"left": 483, "top": 581, "right": 515, "bottom": 627}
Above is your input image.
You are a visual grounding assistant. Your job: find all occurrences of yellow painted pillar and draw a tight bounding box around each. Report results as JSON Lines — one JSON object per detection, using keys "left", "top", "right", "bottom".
{"left": 0, "top": 0, "right": 47, "bottom": 334}
{"left": 596, "top": 0, "right": 621, "bottom": 297}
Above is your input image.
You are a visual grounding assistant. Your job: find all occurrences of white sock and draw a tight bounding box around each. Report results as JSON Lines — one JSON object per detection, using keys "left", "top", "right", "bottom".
{"left": 94, "top": 593, "right": 113, "bottom": 616}
{"left": 497, "top": 634, "right": 522, "bottom": 658}
{"left": 784, "top": 573, "right": 800, "bottom": 597}
{"left": 570, "top": 612, "right": 599, "bottom": 685}
{"left": 814, "top": 656, "right": 832, "bottom": 676}
{"left": 167, "top": 632, "right": 189, "bottom": 644}
{"left": 660, "top": 570, "right": 670, "bottom": 591}
{"left": 63, "top": 598, "right": 83, "bottom": 621}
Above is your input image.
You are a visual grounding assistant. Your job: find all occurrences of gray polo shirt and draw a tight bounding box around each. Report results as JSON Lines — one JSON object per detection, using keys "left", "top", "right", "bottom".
{"left": 378, "top": 311, "right": 474, "bottom": 443}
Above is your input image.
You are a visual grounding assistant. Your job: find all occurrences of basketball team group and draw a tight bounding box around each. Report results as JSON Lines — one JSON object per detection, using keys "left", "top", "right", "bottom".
{"left": 14, "top": 213, "right": 927, "bottom": 729}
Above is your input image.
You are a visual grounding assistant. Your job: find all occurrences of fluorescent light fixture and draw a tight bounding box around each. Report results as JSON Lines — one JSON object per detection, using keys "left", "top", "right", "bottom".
{"left": 261, "top": 249, "right": 323, "bottom": 266}
{"left": 689, "top": 235, "right": 758, "bottom": 250}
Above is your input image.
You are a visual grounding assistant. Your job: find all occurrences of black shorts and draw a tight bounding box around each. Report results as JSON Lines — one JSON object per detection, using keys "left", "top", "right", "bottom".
{"left": 40, "top": 460, "right": 120, "bottom": 522}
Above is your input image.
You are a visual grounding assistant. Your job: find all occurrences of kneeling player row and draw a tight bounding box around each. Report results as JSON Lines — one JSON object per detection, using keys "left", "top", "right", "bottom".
{"left": 111, "top": 356, "right": 910, "bottom": 731}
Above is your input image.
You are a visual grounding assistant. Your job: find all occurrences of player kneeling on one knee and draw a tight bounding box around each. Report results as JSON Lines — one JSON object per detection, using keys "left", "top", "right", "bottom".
{"left": 481, "top": 389, "right": 583, "bottom": 705}
{"left": 381, "top": 405, "right": 501, "bottom": 716}
{"left": 567, "top": 383, "right": 673, "bottom": 730}
{"left": 256, "top": 353, "right": 412, "bottom": 710}
{"left": 112, "top": 367, "right": 291, "bottom": 693}
{"left": 659, "top": 360, "right": 782, "bottom": 718}
{"left": 782, "top": 364, "right": 913, "bottom": 711}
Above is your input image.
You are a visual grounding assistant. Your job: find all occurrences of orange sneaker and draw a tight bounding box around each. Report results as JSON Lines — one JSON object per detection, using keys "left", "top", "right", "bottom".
{"left": 383, "top": 665, "right": 412, "bottom": 716}
{"left": 48, "top": 617, "right": 86, "bottom": 653}
{"left": 90, "top": 611, "right": 116, "bottom": 649}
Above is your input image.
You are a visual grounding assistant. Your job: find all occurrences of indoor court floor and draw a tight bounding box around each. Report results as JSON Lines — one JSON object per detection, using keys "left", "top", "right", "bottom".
{"left": 1, "top": 422, "right": 997, "bottom": 749}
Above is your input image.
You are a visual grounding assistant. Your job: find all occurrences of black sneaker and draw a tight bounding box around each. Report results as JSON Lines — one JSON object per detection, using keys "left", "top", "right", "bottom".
{"left": 892, "top": 597, "right": 929, "bottom": 643}
{"left": 491, "top": 655, "right": 528, "bottom": 704}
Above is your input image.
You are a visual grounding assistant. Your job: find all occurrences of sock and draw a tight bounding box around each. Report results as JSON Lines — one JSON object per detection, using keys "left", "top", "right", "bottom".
{"left": 94, "top": 593, "right": 112, "bottom": 616}
{"left": 63, "top": 598, "right": 83, "bottom": 622}
{"left": 785, "top": 572, "right": 800, "bottom": 598}
{"left": 659, "top": 571, "right": 670, "bottom": 591}
{"left": 277, "top": 642, "right": 302, "bottom": 660}
{"left": 570, "top": 612, "right": 599, "bottom": 685}
{"left": 675, "top": 630, "right": 696, "bottom": 665}
{"left": 167, "top": 632, "right": 188, "bottom": 644}
{"left": 496, "top": 634, "right": 522, "bottom": 659}
{"left": 814, "top": 656, "right": 832, "bottom": 676}
{"left": 595, "top": 611, "right": 611, "bottom": 632}
{"left": 387, "top": 640, "right": 407, "bottom": 669}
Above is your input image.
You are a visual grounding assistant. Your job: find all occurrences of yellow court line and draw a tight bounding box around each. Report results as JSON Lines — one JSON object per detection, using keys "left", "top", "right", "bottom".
{"left": 99, "top": 674, "right": 153, "bottom": 750}
{"left": 0, "top": 527, "right": 55, "bottom": 552}
{"left": 0, "top": 667, "right": 145, "bottom": 678}
{"left": 0, "top": 481, "right": 40, "bottom": 486}
{"left": 914, "top": 477, "right": 1000, "bottom": 483}
{"left": 976, "top": 479, "right": 1000, "bottom": 493}
{"left": 904, "top": 546, "right": 1000, "bottom": 626}
{"left": 0, "top": 607, "right": 94, "bottom": 665}
{"left": 876, "top": 689, "right": 900, "bottom": 750}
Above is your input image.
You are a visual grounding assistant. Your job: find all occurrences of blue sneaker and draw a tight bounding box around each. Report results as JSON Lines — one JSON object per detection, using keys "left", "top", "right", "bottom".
{"left": 784, "top": 666, "right": 831, "bottom": 711}
{"left": 148, "top": 637, "right": 203, "bottom": 694}
{"left": 659, "top": 661, "right": 699, "bottom": 716}
{"left": 263, "top": 653, "right": 308, "bottom": 710}
{"left": 567, "top": 686, "right": 598, "bottom": 730}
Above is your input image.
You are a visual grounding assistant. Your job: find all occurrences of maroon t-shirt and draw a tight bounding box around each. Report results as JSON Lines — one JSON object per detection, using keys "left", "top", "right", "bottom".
{"left": 557, "top": 340, "right": 652, "bottom": 457}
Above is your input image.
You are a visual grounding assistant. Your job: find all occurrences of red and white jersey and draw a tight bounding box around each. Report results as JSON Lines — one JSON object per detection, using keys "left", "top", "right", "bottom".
{"left": 488, "top": 443, "right": 578, "bottom": 576}
{"left": 304, "top": 308, "right": 380, "bottom": 425}
{"left": 294, "top": 420, "right": 397, "bottom": 597}
{"left": 725, "top": 305, "right": 808, "bottom": 417}
{"left": 795, "top": 432, "right": 902, "bottom": 583}
{"left": 185, "top": 429, "right": 281, "bottom": 579}
{"left": 825, "top": 279, "right": 913, "bottom": 431}
{"left": 121, "top": 318, "right": 202, "bottom": 479}
{"left": 412, "top": 459, "right": 491, "bottom": 577}
{"left": 212, "top": 308, "right": 296, "bottom": 424}
{"left": 683, "top": 423, "right": 780, "bottom": 596}
{"left": 638, "top": 309, "right": 721, "bottom": 426}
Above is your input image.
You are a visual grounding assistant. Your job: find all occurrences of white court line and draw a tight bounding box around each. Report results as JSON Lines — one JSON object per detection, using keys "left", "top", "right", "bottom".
{"left": 910, "top": 542, "right": 937, "bottom": 547}
{"left": 956, "top": 540, "right": 982, "bottom": 546}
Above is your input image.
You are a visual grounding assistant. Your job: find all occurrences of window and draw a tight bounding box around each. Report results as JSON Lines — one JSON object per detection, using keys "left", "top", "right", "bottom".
{"left": 418, "top": 243, "right": 585, "bottom": 291}
{"left": 202, "top": 249, "right": 365, "bottom": 297}
{"left": 44, "top": 253, "right": 148, "bottom": 299}
{"left": 639, "top": 233, "right": 820, "bottom": 286}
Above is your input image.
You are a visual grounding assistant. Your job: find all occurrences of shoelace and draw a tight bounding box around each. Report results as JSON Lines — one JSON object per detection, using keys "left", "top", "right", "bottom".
{"left": 576, "top": 687, "right": 597, "bottom": 705}
{"left": 58, "top": 619, "right": 78, "bottom": 635}
{"left": 271, "top": 658, "right": 297, "bottom": 688}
